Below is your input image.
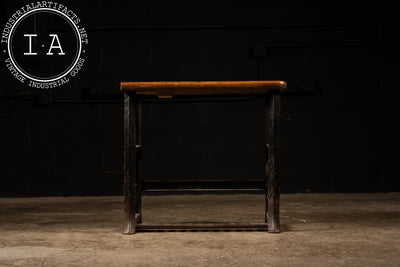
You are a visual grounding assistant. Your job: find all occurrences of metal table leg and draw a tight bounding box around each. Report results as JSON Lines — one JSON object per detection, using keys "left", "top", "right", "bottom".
{"left": 123, "top": 93, "right": 138, "bottom": 234}
{"left": 265, "top": 93, "right": 281, "bottom": 233}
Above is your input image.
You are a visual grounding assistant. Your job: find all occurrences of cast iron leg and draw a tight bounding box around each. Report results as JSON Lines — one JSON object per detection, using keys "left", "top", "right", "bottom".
{"left": 136, "top": 98, "right": 143, "bottom": 223}
{"left": 123, "top": 93, "right": 137, "bottom": 234}
{"left": 265, "top": 93, "right": 281, "bottom": 233}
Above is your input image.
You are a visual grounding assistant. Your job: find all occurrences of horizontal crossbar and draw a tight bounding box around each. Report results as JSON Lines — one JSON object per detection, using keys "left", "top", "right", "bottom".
{"left": 143, "top": 179, "right": 265, "bottom": 191}
{"left": 136, "top": 223, "right": 268, "bottom": 231}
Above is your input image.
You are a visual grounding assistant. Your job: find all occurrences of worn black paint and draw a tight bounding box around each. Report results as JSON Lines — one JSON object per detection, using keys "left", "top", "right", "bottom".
{"left": 122, "top": 83, "right": 282, "bottom": 233}
{"left": 136, "top": 223, "right": 268, "bottom": 231}
{"left": 123, "top": 93, "right": 136, "bottom": 234}
{"left": 136, "top": 98, "right": 143, "bottom": 224}
{"left": 266, "top": 93, "right": 281, "bottom": 233}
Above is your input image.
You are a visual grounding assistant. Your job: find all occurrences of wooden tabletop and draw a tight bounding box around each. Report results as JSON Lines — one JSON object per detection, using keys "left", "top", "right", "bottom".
{"left": 120, "top": 81, "right": 286, "bottom": 98}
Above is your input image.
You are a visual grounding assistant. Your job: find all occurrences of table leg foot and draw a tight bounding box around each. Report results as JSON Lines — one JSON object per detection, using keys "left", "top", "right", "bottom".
{"left": 123, "top": 213, "right": 136, "bottom": 234}
{"left": 267, "top": 198, "right": 280, "bottom": 233}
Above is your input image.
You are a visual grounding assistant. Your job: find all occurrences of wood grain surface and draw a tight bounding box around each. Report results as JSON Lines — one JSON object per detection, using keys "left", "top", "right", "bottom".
{"left": 120, "top": 81, "right": 286, "bottom": 97}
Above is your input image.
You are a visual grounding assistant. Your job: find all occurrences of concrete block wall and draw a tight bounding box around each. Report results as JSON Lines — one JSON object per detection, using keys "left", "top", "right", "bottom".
{"left": 0, "top": 0, "right": 399, "bottom": 196}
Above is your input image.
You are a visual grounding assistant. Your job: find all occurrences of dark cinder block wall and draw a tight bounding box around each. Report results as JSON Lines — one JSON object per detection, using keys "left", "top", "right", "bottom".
{"left": 0, "top": 1, "right": 399, "bottom": 196}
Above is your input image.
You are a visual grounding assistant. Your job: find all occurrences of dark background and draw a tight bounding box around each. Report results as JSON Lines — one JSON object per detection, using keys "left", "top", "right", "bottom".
{"left": 1, "top": 1, "right": 399, "bottom": 196}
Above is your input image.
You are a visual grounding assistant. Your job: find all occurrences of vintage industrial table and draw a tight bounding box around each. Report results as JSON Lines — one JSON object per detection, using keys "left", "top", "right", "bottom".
{"left": 120, "top": 81, "right": 286, "bottom": 234}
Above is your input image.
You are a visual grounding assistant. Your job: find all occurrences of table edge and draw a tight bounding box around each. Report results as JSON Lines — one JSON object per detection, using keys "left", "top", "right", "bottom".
{"left": 120, "top": 81, "right": 287, "bottom": 95}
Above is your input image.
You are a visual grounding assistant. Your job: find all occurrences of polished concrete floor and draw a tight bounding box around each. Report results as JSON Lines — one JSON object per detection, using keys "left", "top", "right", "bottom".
{"left": 0, "top": 193, "right": 399, "bottom": 266}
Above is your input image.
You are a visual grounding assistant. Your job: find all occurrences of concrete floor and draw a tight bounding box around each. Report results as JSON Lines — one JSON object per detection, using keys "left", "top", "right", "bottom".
{"left": 0, "top": 193, "right": 399, "bottom": 266}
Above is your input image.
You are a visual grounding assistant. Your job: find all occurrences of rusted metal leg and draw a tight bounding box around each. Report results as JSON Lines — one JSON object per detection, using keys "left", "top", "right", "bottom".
{"left": 123, "top": 93, "right": 137, "bottom": 234}
{"left": 265, "top": 93, "right": 281, "bottom": 233}
{"left": 136, "top": 98, "right": 143, "bottom": 223}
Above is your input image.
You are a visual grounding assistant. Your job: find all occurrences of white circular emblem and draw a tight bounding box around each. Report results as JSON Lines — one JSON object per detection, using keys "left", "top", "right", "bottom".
{"left": 2, "top": 2, "right": 88, "bottom": 89}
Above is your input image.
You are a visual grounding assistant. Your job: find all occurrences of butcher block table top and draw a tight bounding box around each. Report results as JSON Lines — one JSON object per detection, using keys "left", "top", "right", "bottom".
{"left": 120, "top": 81, "right": 287, "bottom": 98}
